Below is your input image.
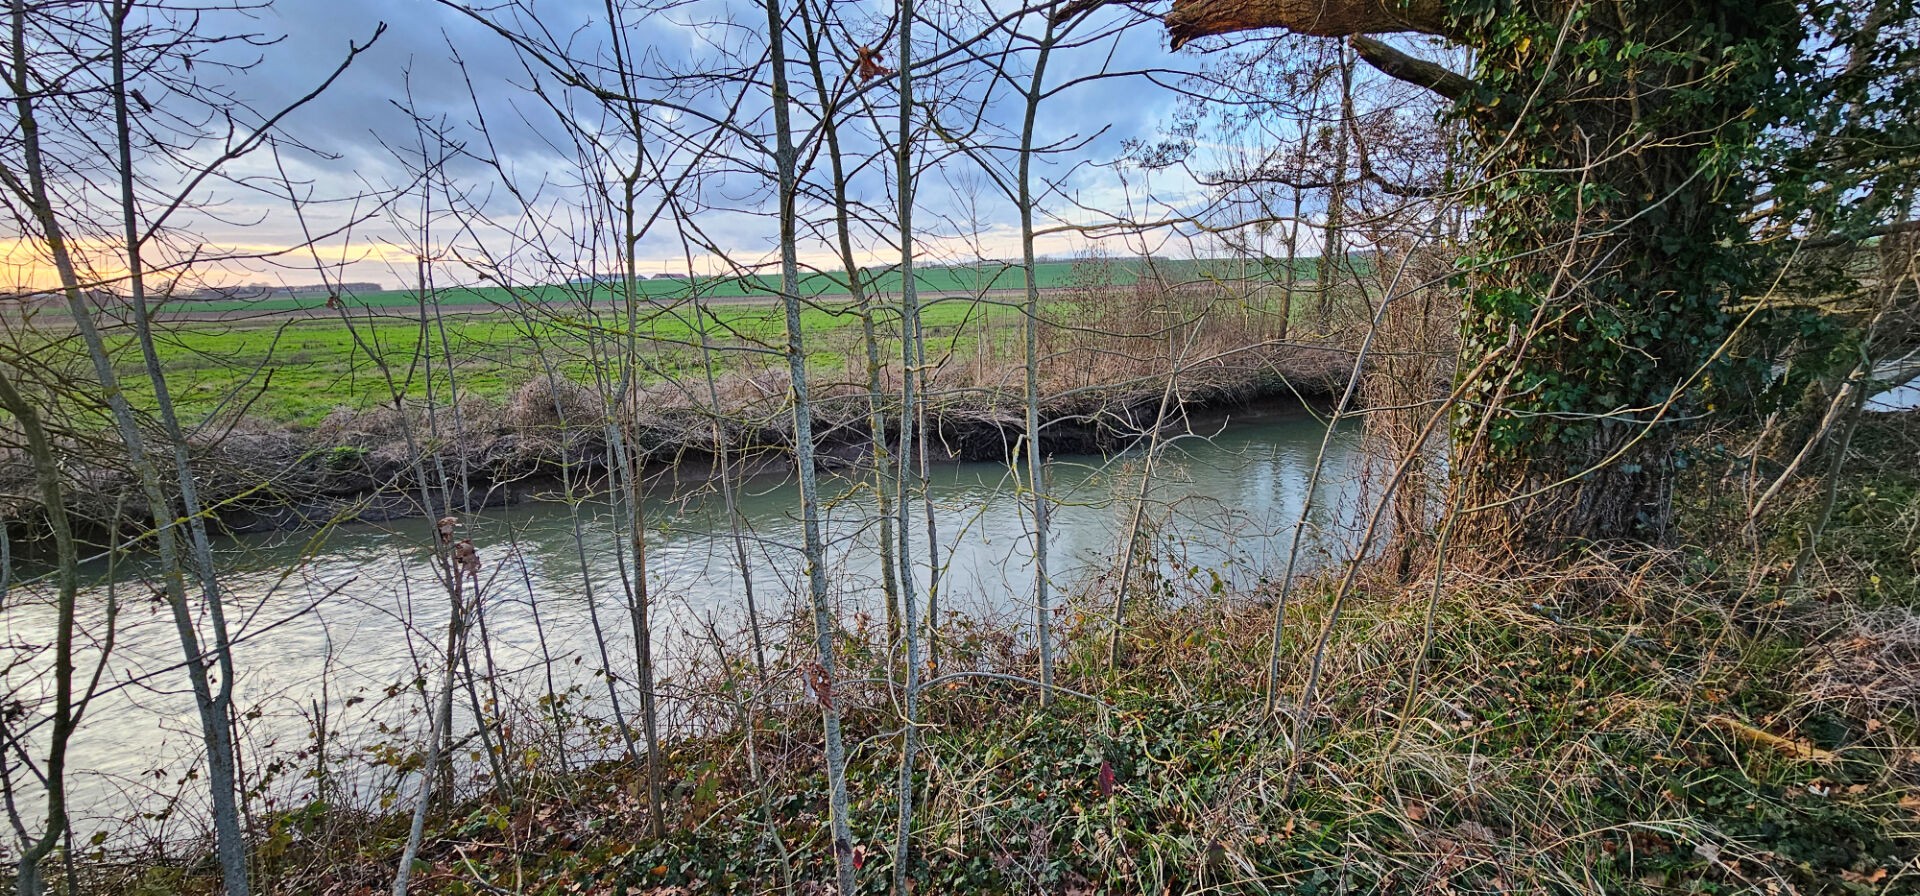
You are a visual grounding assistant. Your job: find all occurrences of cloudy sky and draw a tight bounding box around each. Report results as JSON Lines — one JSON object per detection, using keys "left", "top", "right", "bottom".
{"left": 6, "top": 0, "right": 1369, "bottom": 292}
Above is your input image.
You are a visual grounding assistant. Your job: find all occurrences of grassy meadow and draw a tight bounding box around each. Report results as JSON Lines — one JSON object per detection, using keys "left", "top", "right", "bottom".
{"left": 164, "top": 257, "right": 1312, "bottom": 314}
{"left": 93, "top": 294, "right": 1023, "bottom": 427}
{"left": 37, "top": 257, "right": 1334, "bottom": 428}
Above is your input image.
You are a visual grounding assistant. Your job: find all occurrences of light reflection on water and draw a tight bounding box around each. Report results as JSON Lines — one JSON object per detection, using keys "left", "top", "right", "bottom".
{"left": 3, "top": 408, "right": 1368, "bottom": 841}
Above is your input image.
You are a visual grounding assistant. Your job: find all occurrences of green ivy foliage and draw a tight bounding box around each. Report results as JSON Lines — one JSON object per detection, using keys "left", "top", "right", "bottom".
{"left": 1442, "top": 0, "right": 1812, "bottom": 542}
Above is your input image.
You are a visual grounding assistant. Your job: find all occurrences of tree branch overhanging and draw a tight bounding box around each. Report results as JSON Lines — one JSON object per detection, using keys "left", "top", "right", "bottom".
{"left": 1349, "top": 35, "right": 1478, "bottom": 102}
{"left": 1165, "top": 0, "right": 1451, "bottom": 48}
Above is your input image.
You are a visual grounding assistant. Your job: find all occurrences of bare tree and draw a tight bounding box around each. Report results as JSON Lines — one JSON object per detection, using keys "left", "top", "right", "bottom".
{"left": 0, "top": 366, "right": 98, "bottom": 896}
{"left": 761, "top": 1, "right": 859, "bottom": 889}
{"left": 0, "top": 5, "right": 381, "bottom": 892}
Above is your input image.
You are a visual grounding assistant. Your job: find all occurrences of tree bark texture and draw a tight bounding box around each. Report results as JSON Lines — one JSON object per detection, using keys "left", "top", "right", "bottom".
{"left": 1166, "top": 0, "right": 1449, "bottom": 45}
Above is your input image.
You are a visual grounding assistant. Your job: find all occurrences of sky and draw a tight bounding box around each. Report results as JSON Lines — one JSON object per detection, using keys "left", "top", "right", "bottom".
{"left": 2, "top": 0, "right": 1381, "bottom": 293}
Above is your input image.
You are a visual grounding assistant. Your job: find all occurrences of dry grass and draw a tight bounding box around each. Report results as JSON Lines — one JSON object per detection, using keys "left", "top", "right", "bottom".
{"left": 59, "top": 497, "right": 1920, "bottom": 895}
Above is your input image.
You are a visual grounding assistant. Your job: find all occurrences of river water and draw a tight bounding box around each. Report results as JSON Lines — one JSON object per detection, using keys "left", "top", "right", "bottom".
{"left": 2, "top": 408, "right": 1368, "bottom": 843}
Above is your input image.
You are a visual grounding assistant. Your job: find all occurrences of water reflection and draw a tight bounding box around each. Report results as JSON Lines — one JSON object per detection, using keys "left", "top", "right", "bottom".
{"left": 5, "top": 408, "right": 1367, "bottom": 838}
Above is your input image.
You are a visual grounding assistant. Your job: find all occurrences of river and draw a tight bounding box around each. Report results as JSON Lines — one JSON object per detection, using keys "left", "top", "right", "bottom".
{"left": 2, "top": 407, "right": 1368, "bottom": 844}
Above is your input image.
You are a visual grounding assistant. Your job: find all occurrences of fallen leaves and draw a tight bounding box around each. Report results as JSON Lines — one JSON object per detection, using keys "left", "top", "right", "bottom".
{"left": 1839, "top": 866, "right": 1888, "bottom": 885}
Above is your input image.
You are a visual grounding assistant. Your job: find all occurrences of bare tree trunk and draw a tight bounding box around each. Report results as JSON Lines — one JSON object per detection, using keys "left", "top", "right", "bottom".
{"left": 912, "top": 374, "right": 941, "bottom": 669}
{"left": 1282, "top": 135, "right": 1304, "bottom": 341}
{"left": 462, "top": 587, "right": 513, "bottom": 798}
{"left": 414, "top": 214, "right": 515, "bottom": 798}
{"left": 617, "top": 433, "right": 666, "bottom": 838}
{"left": 392, "top": 558, "right": 467, "bottom": 896}
{"left": 599, "top": 406, "right": 664, "bottom": 834}
{"left": 410, "top": 203, "right": 462, "bottom": 815}
{"left": 762, "top": 1, "right": 857, "bottom": 889}
{"left": 799, "top": 5, "right": 904, "bottom": 651}
{"left": 1, "top": 5, "right": 251, "bottom": 890}
{"left": 1018, "top": 17, "right": 1060, "bottom": 705}
{"left": 603, "top": 5, "right": 668, "bottom": 836}
{"left": 892, "top": 2, "right": 925, "bottom": 888}
{"left": 1316, "top": 47, "right": 1353, "bottom": 329}
{"left": 0, "top": 370, "right": 79, "bottom": 896}
{"left": 108, "top": 17, "right": 251, "bottom": 892}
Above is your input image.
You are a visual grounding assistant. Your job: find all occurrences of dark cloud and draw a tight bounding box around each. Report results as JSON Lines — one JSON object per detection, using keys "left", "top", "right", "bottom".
{"left": 172, "top": 1, "right": 1208, "bottom": 285}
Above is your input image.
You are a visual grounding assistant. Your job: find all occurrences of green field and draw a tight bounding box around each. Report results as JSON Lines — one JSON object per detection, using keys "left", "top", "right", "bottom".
{"left": 115, "top": 293, "right": 1030, "bottom": 427}
{"left": 65, "top": 256, "right": 1346, "bottom": 427}
{"left": 165, "top": 257, "right": 1322, "bottom": 314}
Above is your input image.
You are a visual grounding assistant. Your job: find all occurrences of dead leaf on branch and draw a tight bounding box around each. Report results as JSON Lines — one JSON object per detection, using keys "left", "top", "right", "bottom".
{"left": 803, "top": 662, "right": 834, "bottom": 709}
{"left": 854, "top": 46, "right": 893, "bottom": 84}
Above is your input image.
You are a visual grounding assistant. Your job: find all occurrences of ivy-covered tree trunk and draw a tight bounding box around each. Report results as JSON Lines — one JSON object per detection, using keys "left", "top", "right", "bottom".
{"left": 1167, "top": 0, "right": 1797, "bottom": 554}
{"left": 1446, "top": 0, "right": 1794, "bottom": 551}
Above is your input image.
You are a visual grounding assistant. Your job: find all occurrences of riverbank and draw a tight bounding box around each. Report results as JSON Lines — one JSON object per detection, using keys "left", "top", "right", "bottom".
{"left": 1, "top": 344, "right": 1350, "bottom": 539}
{"left": 65, "top": 411, "right": 1920, "bottom": 895}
